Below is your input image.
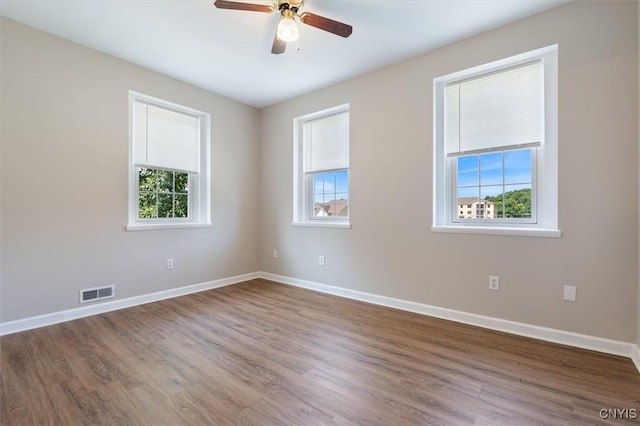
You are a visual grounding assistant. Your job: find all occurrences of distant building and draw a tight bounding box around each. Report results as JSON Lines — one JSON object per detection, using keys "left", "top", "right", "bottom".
{"left": 457, "top": 198, "right": 496, "bottom": 219}
{"left": 314, "top": 199, "right": 348, "bottom": 217}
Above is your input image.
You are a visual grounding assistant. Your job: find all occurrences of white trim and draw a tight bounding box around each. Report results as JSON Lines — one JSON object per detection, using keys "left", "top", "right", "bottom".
{"left": 259, "top": 272, "right": 639, "bottom": 370}
{"left": 431, "top": 225, "right": 561, "bottom": 238}
{"left": 435, "top": 45, "right": 558, "bottom": 91}
{"left": 126, "top": 222, "right": 212, "bottom": 232}
{"left": 291, "top": 221, "right": 351, "bottom": 229}
{"left": 0, "top": 272, "right": 259, "bottom": 336}
{"left": 632, "top": 344, "right": 640, "bottom": 373}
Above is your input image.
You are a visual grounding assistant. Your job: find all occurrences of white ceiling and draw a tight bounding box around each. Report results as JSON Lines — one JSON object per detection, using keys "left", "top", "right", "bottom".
{"left": 0, "top": 0, "right": 569, "bottom": 108}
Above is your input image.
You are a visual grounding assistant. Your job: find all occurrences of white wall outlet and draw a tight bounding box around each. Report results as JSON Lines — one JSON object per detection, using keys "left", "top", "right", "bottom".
{"left": 489, "top": 275, "right": 500, "bottom": 291}
{"left": 166, "top": 258, "right": 174, "bottom": 269}
{"left": 319, "top": 255, "right": 325, "bottom": 266}
{"left": 272, "top": 250, "right": 278, "bottom": 258}
{"left": 563, "top": 285, "right": 577, "bottom": 302}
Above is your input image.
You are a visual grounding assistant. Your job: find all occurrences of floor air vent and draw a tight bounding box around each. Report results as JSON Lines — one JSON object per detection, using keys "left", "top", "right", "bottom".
{"left": 80, "top": 285, "right": 114, "bottom": 304}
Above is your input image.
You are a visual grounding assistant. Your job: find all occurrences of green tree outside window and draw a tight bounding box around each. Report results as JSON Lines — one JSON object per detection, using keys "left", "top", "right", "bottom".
{"left": 138, "top": 168, "right": 189, "bottom": 219}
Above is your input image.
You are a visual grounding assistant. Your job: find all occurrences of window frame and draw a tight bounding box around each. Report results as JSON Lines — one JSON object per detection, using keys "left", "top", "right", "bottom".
{"left": 293, "top": 104, "right": 351, "bottom": 229}
{"left": 137, "top": 168, "right": 192, "bottom": 221}
{"left": 432, "top": 45, "right": 560, "bottom": 238}
{"left": 451, "top": 147, "right": 537, "bottom": 224}
{"left": 127, "top": 91, "right": 211, "bottom": 231}
{"left": 308, "top": 169, "right": 350, "bottom": 222}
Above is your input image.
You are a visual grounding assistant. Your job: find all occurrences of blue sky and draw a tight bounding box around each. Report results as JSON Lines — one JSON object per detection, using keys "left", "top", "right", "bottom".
{"left": 314, "top": 170, "right": 348, "bottom": 203}
{"left": 457, "top": 149, "right": 532, "bottom": 199}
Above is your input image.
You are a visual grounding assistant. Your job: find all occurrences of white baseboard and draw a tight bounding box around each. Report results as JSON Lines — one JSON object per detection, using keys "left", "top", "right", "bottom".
{"left": 632, "top": 344, "right": 640, "bottom": 374}
{"left": 259, "top": 272, "right": 640, "bottom": 373}
{"left": 0, "top": 272, "right": 259, "bottom": 336}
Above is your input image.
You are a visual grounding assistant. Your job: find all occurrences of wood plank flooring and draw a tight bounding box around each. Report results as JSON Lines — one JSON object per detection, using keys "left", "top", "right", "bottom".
{"left": 1, "top": 278, "right": 639, "bottom": 425}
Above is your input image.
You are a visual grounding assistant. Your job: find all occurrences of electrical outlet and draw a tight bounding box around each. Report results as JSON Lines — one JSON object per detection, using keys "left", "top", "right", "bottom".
{"left": 319, "top": 255, "right": 325, "bottom": 266}
{"left": 563, "top": 285, "right": 576, "bottom": 302}
{"left": 489, "top": 275, "right": 500, "bottom": 291}
{"left": 166, "top": 258, "right": 174, "bottom": 269}
{"left": 273, "top": 250, "right": 278, "bottom": 258}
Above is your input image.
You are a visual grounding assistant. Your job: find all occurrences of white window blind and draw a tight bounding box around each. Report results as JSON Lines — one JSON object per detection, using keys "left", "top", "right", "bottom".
{"left": 303, "top": 111, "right": 349, "bottom": 173}
{"left": 133, "top": 101, "right": 200, "bottom": 173}
{"left": 445, "top": 61, "right": 543, "bottom": 156}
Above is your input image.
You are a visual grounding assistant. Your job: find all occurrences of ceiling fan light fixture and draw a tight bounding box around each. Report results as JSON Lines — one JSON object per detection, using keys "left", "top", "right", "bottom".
{"left": 277, "top": 14, "right": 299, "bottom": 42}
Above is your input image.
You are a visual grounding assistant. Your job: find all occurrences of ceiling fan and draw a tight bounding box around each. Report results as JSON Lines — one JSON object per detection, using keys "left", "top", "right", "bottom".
{"left": 213, "top": 0, "right": 353, "bottom": 54}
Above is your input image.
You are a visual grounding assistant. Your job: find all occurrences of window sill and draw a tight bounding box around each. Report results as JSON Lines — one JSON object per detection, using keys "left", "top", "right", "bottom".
{"left": 126, "top": 222, "right": 212, "bottom": 232}
{"left": 431, "top": 225, "right": 561, "bottom": 238}
{"left": 292, "top": 221, "right": 351, "bottom": 229}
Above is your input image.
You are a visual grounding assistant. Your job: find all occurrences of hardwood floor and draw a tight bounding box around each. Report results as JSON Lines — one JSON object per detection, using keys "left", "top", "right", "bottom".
{"left": 2, "top": 279, "right": 639, "bottom": 425}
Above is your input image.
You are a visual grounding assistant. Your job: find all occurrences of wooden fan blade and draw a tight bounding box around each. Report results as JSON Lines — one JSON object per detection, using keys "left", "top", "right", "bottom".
{"left": 299, "top": 12, "right": 352, "bottom": 38}
{"left": 271, "top": 30, "right": 286, "bottom": 54}
{"left": 213, "top": 0, "right": 274, "bottom": 13}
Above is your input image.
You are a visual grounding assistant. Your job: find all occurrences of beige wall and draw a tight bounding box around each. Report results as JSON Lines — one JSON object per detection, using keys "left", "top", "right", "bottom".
{"left": 260, "top": 1, "right": 639, "bottom": 342}
{"left": 0, "top": 18, "right": 260, "bottom": 322}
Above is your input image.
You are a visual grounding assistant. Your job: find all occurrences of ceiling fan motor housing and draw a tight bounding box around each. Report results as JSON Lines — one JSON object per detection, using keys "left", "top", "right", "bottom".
{"left": 278, "top": 1, "right": 302, "bottom": 8}
{"left": 277, "top": 1, "right": 303, "bottom": 14}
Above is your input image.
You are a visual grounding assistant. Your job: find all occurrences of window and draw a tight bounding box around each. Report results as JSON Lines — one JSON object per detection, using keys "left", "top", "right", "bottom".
{"left": 432, "top": 45, "right": 559, "bottom": 237}
{"left": 138, "top": 169, "right": 189, "bottom": 219}
{"left": 293, "top": 104, "right": 350, "bottom": 228}
{"left": 455, "top": 149, "right": 533, "bottom": 221}
{"left": 127, "top": 92, "right": 210, "bottom": 230}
